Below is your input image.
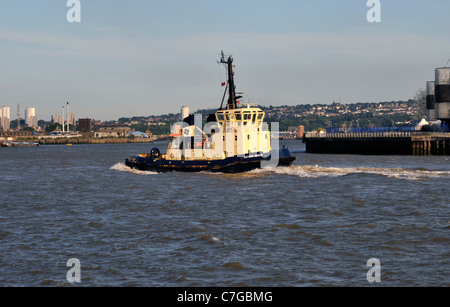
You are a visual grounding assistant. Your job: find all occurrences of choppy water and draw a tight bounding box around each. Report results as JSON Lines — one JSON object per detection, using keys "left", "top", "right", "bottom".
{"left": 0, "top": 140, "right": 449, "bottom": 286}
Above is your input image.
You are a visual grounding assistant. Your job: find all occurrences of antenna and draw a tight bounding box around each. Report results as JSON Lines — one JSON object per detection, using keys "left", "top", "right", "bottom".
{"left": 62, "top": 106, "right": 65, "bottom": 133}
{"left": 17, "top": 103, "right": 21, "bottom": 130}
{"left": 218, "top": 50, "right": 237, "bottom": 110}
{"left": 445, "top": 58, "right": 450, "bottom": 68}
{"left": 66, "top": 102, "right": 70, "bottom": 132}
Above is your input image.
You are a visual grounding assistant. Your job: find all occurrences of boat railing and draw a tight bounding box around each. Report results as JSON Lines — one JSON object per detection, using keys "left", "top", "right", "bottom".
{"left": 237, "top": 103, "right": 258, "bottom": 108}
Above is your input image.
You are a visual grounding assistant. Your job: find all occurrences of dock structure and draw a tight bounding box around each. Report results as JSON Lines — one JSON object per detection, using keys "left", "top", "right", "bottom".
{"left": 304, "top": 132, "right": 450, "bottom": 156}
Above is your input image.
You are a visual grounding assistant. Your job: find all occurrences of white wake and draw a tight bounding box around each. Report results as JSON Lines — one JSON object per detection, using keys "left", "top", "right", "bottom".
{"left": 253, "top": 165, "right": 450, "bottom": 180}
{"left": 110, "top": 162, "right": 450, "bottom": 180}
{"left": 110, "top": 163, "right": 159, "bottom": 175}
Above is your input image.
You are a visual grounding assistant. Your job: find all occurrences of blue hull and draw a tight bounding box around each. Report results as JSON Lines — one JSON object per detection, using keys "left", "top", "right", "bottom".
{"left": 125, "top": 148, "right": 295, "bottom": 173}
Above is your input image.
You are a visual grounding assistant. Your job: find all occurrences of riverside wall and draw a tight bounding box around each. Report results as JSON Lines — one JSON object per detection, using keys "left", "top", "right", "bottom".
{"left": 304, "top": 132, "right": 450, "bottom": 156}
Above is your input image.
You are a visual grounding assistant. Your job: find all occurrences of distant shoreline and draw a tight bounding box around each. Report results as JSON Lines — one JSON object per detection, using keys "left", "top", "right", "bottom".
{"left": 15, "top": 137, "right": 157, "bottom": 145}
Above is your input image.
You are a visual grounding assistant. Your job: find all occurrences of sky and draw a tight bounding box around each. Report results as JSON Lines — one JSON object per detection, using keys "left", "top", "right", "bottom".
{"left": 0, "top": 0, "right": 450, "bottom": 121}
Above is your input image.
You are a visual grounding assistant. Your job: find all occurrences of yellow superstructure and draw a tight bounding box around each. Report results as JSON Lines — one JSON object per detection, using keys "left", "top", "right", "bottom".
{"left": 165, "top": 104, "right": 271, "bottom": 161}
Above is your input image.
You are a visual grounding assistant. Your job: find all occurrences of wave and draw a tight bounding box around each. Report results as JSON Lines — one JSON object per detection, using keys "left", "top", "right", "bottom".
{"left": 253, "top": 165, "right": 450, "bottom": 180}
{"left": 110, "top": 162, "right": 450, "bottom": 180}
{"left": 110, "top": 163, "right": 159, "bottom": 175}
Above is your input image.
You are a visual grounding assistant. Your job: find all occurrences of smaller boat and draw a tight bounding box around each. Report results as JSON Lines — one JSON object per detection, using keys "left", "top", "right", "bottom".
{"left": 1, "top": 141, "right": 40, "bottom": 147}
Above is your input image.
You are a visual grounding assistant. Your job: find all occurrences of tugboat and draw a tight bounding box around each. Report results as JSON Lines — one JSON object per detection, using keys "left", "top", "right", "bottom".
{"left": 125, "top": 51, "right": 295, "bottom": 173}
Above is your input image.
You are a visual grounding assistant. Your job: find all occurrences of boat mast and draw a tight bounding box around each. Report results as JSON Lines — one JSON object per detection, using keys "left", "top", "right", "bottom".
{"left": 219, "top": 51, "right": 240, "bottom": 110}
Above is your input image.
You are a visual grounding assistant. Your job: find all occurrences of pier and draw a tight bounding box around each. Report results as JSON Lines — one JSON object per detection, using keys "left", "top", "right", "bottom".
{"left": 304, "top": 132, "right": 450, "bottom": 156}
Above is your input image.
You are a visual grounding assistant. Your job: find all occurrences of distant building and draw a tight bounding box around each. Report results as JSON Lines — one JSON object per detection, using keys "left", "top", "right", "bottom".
{"left": 78, "top": 118, "right": 92, "bottom": 132}
{"left": 52, "top": 114, "right": 63, "bottom": 125}
{"left": 94, "top": 127, "right": 130, "bottom": 138}
{"left": 52, "top": 112, "right": 75, "bottom": 127}
{"left": 0, "top": 130, "right": 32, "bottom": 138}
{"left": 67, "top": 112, "right": 76, "bottom": 127}
{"left": 1, "top": 106, "right": 11, "bottom": 131}
{"left": 25, "top": 107, "right": 36, "bottom": 126}
{"left": 93, "top": 123, "right": 131, "bottom": 138}
{"left": 28, "top": 116, "right": 38, "bottom": 129}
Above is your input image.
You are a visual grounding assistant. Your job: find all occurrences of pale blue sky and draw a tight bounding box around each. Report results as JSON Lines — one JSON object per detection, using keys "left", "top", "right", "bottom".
{"left": 1, "top": 1, "right": 449, "bottom": 120}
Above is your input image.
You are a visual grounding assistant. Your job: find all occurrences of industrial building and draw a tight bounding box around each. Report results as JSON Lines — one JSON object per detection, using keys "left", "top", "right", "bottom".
{"left": 426, "top": 81, "right": 435, "bottom": 122}
{"left": 94, "top": 126, "right": 131, "bottom": 138}
{"left": 434, "top": 67, "right": 450, "bottom": 131}
{"left": 78, "top": 118, "right": 92, "bottom": 132}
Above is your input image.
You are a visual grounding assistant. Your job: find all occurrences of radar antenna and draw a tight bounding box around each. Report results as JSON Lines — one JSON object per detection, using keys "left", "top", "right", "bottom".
{"left": 218, "top": 50, "right": 241, "bottom": 110}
